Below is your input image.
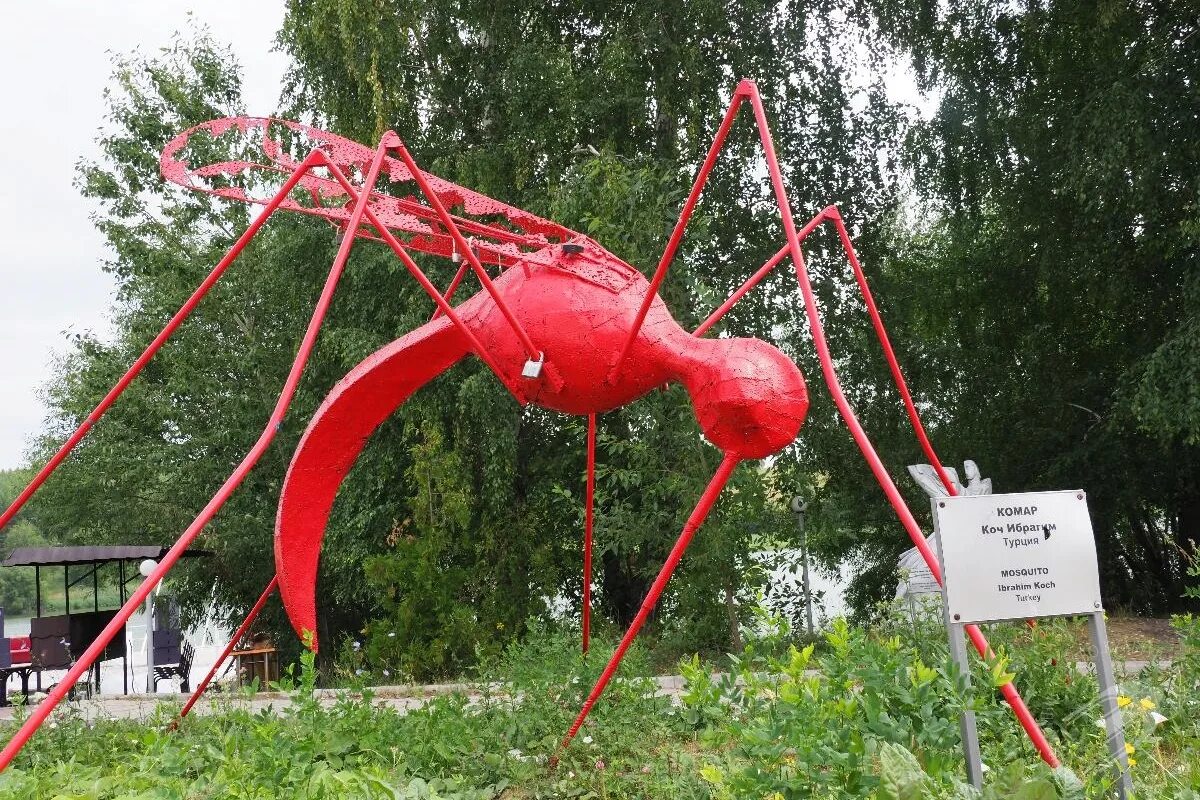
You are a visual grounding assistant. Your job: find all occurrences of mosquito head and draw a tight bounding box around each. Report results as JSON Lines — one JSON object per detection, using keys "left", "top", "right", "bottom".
{"left": 679, "top": 337, "right": 808, "bottom": 459}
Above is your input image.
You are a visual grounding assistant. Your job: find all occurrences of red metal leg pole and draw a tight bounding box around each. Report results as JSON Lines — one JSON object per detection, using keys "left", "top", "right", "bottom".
{"left": 560, "top": 453, "right": 740, "bottom": 750}
{"left": 739, "top": 81, "right": 1059, "bottom": 768}
{"left": 321, "top": 164, "right": 517, "bottom": 390}
{"left": 387, "top": 139, "right": 541, "bottom": 362}
{"left": 583, "top": 413, "right": 596, "bottom": 654}
{"left": 692, "top": 211, "right": 829, "bottom": 338}
{"left": 826, "top": 210, "right": 958, "bottom": 495}
{"left": 177, "top": 575, "right": 278, "bottom": 720}
{"left": 429, "top": 257, "right": 471, "bottom": 322}
{"left": 0, "top": 151, "right": 327, "bottom": 533}
{"left": 0, "top": 138, "right": 393, "bottom": 773}
{"left": 610, "top": 91, "right": 748, "bottom": 377}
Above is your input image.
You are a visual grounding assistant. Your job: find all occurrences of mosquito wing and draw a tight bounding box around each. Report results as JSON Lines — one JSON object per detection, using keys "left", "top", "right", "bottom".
{"left": 160, "top": 117, "right": 577, "bottom": 268}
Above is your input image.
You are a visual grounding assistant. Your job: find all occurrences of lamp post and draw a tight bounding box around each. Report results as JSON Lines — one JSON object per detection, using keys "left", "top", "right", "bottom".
{"left": 790, "top": 496, "right": 813, "bottom": 636}
{"left": 139, "top": 559, "right": 158, "bottom": 693}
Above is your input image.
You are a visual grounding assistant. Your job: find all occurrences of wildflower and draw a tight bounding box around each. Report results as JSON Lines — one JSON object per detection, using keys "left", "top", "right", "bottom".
{"left": 352, "top": 641, "right": 362, "bottom": 651}
{"left": 1139, "top": 697, "right": 1155, "bottom": 711}
{"left": 595, "top": 759, "right": 606, "bottom": 771}
{"left": 641, "top": 765, "right": 652, "bottom": 774}
{"left": 582, "top": 735, "right": 593, "bottom": 745}
{"left": 388, "top": 632, "right": 396, "bottom": 638}
{"left": 1117, "top": 695, "right": 1132, "bottom": 708}
{"left": 355, "top": 669, "right": 365, "bottom": 676}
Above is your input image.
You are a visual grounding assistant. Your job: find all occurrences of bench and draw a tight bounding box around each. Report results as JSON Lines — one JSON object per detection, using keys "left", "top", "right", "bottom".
{"left": 0, "top": 636, "right": 34, "bottom": 707}
{"left": 153, "top": 640, "right": 194, "bottom": 693}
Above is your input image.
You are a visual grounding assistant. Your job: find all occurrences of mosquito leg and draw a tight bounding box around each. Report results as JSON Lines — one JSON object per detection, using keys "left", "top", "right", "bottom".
{"left": 176, "top": 575, "right": 278, "bottom": 722}
{"left": 0, "top": 137, "right": 393, "bottom": 773}
{"left": 583, "top": 413, "right": 596, "bottom": 654}
{"left": 739, "top": 81, "right": 1061, "bottom": 768}
{"left": 0, "top": 150, "right": 328, "bottom": 532}
{"left": 559, "top": 453, "right": 740, "bottom": 751}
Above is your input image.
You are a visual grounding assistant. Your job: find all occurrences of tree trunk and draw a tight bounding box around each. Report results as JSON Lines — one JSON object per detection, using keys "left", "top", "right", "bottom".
{"left": 601, "top": 550, "right": 650, "bottom": 629}
{"left": 725, "top": 581, "right": 742, "bottom": 652}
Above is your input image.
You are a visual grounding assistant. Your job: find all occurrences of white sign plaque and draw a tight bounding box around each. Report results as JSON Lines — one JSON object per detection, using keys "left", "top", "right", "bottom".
{"left": 934, "top": 490, "right": 1103, "bottom": 624}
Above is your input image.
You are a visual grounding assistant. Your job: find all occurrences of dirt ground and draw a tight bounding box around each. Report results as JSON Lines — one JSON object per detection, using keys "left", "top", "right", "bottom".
{"left": 1073, "top": 616, "right": 1183, "bottom": 661}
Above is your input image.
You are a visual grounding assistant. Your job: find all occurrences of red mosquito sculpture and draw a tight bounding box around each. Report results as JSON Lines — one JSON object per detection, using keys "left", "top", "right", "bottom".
{"left": 0, "top": 79, "right": 1060, "bottom": 771}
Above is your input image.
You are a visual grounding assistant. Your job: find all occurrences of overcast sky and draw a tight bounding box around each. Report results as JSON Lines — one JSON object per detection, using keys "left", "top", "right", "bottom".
{"left": 0, "top": 2, "right": 288, "bottom": 470}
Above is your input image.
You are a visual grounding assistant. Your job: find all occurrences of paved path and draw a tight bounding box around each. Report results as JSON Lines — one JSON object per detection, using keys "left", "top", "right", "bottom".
{"left": 0, "top": 660, "right": 1168, "bottom": 725}
{"left": 0, "top": 675, "right": 694, "bottom": 723}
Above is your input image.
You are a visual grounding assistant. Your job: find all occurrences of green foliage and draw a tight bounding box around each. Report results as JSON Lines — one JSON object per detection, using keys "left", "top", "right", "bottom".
{"left": 0, "top": 470, "right": 49, "bottom": 616}
{"left": 0, "top": 623, "right": 710, "bottom": 799}
{"left": 822, "top": 0, "right": 1200, "bottom": 614}
{"left": 685, "top": 607, "right": 1200, "bottom": 797}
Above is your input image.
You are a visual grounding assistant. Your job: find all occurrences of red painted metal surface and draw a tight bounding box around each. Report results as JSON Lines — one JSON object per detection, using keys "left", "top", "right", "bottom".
{"left": 160, "top": 117, "right": 573, "bottom": 267}
{"left": 0, "top": 79, "right": 1063, "bottom": 772}
{"left": 274, "top": 233, "right": 810, "bottom": 648}
{"left": 583, "top": 413, "right": 596, "bottom": 654}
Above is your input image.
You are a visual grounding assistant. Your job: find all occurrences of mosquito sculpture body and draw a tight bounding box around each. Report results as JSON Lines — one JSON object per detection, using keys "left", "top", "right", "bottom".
{"left": 0, "top": 79, "right": 1059, "bottom": 770}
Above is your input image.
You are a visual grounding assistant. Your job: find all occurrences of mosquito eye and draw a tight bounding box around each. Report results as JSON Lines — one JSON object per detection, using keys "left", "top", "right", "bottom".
{"left": 682, "top": 338, "right": 808, "bottom": 459}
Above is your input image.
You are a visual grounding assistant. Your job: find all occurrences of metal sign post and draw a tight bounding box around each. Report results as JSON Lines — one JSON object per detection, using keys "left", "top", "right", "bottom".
{"left": 790, "top": 496, "right": 814, "bottom": 636}
{"left": 934, "top": 490, "right": 1132, "bottom": 797}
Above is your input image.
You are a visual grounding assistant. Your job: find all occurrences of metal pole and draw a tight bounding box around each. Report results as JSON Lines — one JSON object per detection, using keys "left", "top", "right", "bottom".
{"left": 583, "top": 413, "right": 596, "bottom": 654}
{"left": 145, "top": 582, "right": 155, "bottom": 694}
{"left": 34, "top": 566, "right": 40, "bottom": 692}
{"left": 949, "top": 622, "right": 983, "bottom": 788}
{"left": 1089, "top": 611, "right": 1132, "bottom": 798}
{"left": 120, "top": 561, "right": 127, "bottom": 696}
{"left": 937, "top": 527, "right": 982, "bottom": 788}
{"left": 178, "top": 576, "right": 278, "bottom": 720}
{"left": 791, "top": 496, "right": 813, "bottom": 636}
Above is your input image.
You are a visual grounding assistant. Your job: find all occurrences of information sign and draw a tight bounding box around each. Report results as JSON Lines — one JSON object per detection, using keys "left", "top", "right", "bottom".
{"left": 934, "top": 490, "right": 1103, "bottom": 625}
